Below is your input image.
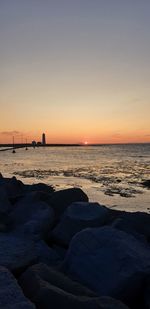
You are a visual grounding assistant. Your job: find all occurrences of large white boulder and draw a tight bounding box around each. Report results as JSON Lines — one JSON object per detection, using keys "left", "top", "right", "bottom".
{"left": 52, "top": 202, "right": 108, "bottom": 246}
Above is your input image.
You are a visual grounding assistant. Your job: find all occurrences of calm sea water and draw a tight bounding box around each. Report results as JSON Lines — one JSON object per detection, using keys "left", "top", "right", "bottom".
{"left": 0, "top": 144, "right": 150, "bottom": 212}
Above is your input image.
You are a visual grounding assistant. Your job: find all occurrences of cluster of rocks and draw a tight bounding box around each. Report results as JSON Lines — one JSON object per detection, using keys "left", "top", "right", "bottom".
{"left": 0, "top": 173, "right": 150, "bottom": 308}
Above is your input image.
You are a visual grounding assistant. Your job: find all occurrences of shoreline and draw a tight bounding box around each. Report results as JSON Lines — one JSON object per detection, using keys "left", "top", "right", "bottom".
{"left": 3, "top": 171, "right": 150, "bottom": 213}
{"left": 1, "top": 172, "right": 149, "bottom": 211}
{"left": 0, "top": 144, "right": 149, "bottom": 213}
{"left": 0, "top": 141, "right": 150, "bottom": 150}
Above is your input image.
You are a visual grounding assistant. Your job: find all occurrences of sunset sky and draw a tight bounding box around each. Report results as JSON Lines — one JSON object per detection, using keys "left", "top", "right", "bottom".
{"left": 0, "top": 1, "right": 150, "bottom": 144}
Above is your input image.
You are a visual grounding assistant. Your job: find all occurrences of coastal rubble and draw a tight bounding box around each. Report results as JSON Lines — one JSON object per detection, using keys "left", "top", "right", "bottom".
{"left": 0, "top": 266, "right": 35, "bottom": 308}
{"left": 0, "top": 234, "right": 36, "bottom": 273}
{"left": 0, "top": 187, "right": 12, "bottom": 214}
{"left": 10, "top": 198, "right": 54, "bottom": 240}
{"left": 19, "top": 263, "right": 128, "bottom": 309}
{"left": 142, "top": 180, "right": 150, "bottom": 189}
{"left": 35, "top": 240, "right": 62, "bottom": 266}
{"left": 111, "top": 211, "right": 150, "bottom": 241}
{"left": 61, "top": 226, "right": 150, "bottom": 308}
{"left": 48, "top": 187, "right": 88, "bottom": 220}
{"left": 0, "top": 174, "right": 150, "bottom": 308}
{"left": 51, "top": 202, "right": 108, "bottom": 246}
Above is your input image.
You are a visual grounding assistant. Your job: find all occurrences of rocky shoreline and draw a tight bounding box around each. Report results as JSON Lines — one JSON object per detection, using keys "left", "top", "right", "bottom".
{"left": 0, "top": 174, "right": 150, "bottom": 308}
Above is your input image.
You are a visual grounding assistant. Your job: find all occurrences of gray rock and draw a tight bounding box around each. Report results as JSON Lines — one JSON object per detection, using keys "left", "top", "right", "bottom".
{"left": 4, "top": 304, "right": 35, "bottom": 309}
{"left": 26, "top": 182, "right": 54, "bottom": 194}
{"left": 19, "top": 262, "right": 96, "bottom": 297}
{"left": 144, "top": 275, "right": 150, "bottom": 309}
{"left": 4, "top": 176, "right": 24, "bottom": 198}
{"left": 35, "top": 240, "right": 62, "bottom": 266}
{"left": 0, "top": 266, "right": 35, "bottom": 308}
{"left": 62, "top": 226, "right": 150, "bottom": 308}
{"left": 11, "top": 198, "right": 54, "bottom": 240}
{"left": 0, "top": 187, "right": 12, "bottom": 213}
{"left": 3, "top": 304, "right": 35, "bottom": 309}
{"left": 142, "top": 179, "right": 150, "bottom": 189}
{"left": 0, "top": 175, "right": 10, "bottom": 186}
{"left": 0, "top": 187, "right": 13, "bottom": 231}
{"left": 20, "top": 190, "right": 54, "bottom": 207}
{"left": 49, "top": 188, "right": 88, "bottom": 220}
{"left": 112, "top": 211, "right": 150, "bottom": 242}
{"left": 0, "top": 234, "right": 36, "bottom": 273}
{"left": 52, "top": 202, "right": 108, "bottom": 246}
{"left": 52, "top": 245, "right": 67, "bottom": 259}
{"left": 17, "top": 190, "right": 52, "bottom": 205}
{"left": 17, "top": 207, "right": 54, "bottom": 240}
{"left": 93, "top": 297, "right": 129, "bottom": 309}
{"left": 13, "top": 190, "right": 50, "bottom": 205}
{"left": 19, "top": 263, "right": 128, "bottom": 309}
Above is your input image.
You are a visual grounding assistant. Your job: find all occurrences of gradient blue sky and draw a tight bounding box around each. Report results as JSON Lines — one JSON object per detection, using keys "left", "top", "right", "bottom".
{"left": 0, "top": 0, "right": 150, "bottom": 143}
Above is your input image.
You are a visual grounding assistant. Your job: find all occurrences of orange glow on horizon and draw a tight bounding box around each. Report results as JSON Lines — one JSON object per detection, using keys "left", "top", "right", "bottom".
{"left": 0, "top": 2, "right": 150, "bottom": 147}
{"left": 0, "top": 130, "right": 149, "bottom": 145}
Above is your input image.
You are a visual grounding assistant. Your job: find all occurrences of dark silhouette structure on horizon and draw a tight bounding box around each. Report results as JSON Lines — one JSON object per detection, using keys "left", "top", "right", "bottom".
{"left": 12, "top": 136, "right": 16, "bottom": 153}
{"left": 42, "top": 133, "right": 46, "bottom": 145}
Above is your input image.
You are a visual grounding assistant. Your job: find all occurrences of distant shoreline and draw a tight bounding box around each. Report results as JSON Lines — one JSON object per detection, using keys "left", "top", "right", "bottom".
{"left": 0, "top": 144, "right": 81, "bottom": 151}
{"left": 0, "top": 142, "right": 150, "bottom": 150}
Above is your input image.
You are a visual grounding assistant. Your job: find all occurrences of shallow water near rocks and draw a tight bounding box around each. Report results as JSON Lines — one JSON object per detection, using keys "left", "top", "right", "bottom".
{"left": 0, "top": 144, "right": 150, "bottom": 212}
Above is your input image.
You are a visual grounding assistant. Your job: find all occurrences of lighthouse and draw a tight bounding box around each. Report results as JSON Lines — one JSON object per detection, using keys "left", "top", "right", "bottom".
{"left": 42, "top": 133, "right": 46, "bottom": 145}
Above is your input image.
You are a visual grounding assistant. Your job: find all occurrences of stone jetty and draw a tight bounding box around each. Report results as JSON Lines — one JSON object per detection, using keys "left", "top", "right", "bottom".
{"left": 0, "top": 174, "right": 150, "bottom": 308}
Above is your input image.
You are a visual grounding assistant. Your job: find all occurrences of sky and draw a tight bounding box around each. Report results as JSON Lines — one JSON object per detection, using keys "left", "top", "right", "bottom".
{"left": 0, "top": 0, "right": 150, "bottom": 144}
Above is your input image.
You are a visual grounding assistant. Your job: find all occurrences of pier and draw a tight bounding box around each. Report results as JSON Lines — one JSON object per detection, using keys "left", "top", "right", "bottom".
{"left": 0, "top": 144, "right": 81, "bottom": 151}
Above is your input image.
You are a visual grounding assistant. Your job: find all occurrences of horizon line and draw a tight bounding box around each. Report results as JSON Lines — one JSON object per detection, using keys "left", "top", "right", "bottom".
{"left": 0, "top": 141, "right": 150, "bottom": 147}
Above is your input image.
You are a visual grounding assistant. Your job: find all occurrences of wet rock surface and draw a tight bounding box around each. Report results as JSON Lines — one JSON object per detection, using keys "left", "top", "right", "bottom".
{"left": 142, "top": 179, "right": 150, "bottom": 189}
{"left": 0, "top": 175, "right": 150, "bottom": 308}
{"left": 13, "top": 158, "right": 150, "bottom": 198}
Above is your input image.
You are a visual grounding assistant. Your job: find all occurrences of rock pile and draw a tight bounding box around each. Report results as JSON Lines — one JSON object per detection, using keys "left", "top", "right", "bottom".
{"left": 0, "top": 174, "right": 150, "bottom": 308}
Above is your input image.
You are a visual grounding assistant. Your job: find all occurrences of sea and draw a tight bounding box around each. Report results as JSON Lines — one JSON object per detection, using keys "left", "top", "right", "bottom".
{"left": 0, "top": 144, "right": 150, "bottom": 213}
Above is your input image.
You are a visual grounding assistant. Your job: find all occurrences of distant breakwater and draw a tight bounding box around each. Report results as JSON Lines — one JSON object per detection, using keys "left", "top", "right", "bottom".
{"left": 0, "top": 143, "right": 81, "bottom": 151}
